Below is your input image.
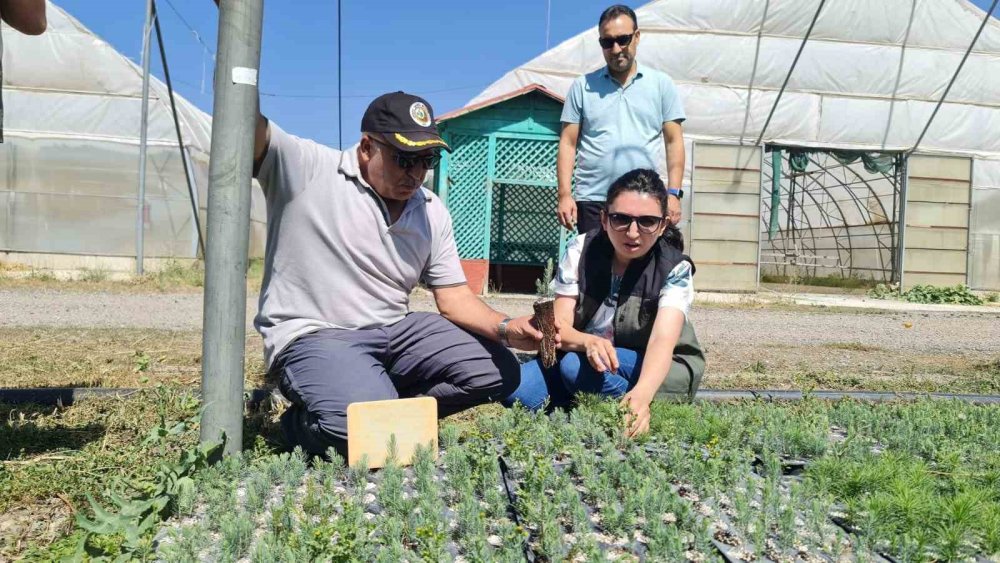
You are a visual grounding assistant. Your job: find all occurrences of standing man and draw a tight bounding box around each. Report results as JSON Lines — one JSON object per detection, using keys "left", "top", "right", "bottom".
{"left": 253, "top": 92, "right": 549, "bottom": 457}
{"left": 556, "top": 4, "right": 686, "bottom": 234}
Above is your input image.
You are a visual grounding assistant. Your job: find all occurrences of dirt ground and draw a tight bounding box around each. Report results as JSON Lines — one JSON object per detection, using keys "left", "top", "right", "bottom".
{"left": 1, "top": 287, "right": 998, "bottom": 394}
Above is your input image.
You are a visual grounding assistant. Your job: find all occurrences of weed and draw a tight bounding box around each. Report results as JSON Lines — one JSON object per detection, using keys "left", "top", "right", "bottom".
{"left": 78, "top": 267, "right": 111, "bottom": 283}
{"left": 762, "top": 273, "right": 878, "bottom": 290}
{"left": 867, "top": 282, "right": 899, "bottom": 299}
{"left": 824, "top": 342, "right": 883, "bottom": 352}
{"left": 902, "top": 284, "right": 984, "bottom": 306}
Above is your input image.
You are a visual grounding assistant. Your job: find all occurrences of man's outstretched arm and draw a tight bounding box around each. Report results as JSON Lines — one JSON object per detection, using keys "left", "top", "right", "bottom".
{"left": 432, "top": 284, "right": 548, "bottom": 352}
{"left": 0, "top": 0, "right": 46, "bottom": 35}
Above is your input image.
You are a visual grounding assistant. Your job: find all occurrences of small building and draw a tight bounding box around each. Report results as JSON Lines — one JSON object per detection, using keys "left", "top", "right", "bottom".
{"left": 434, "top": 85, "right": 566, "bottom": 294}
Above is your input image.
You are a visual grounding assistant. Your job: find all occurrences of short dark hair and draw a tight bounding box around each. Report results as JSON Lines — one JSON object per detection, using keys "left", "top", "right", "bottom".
{"left": 599, "top": 5, "right": 638, "bottom": 30}
{"left": 606, "top": 168, "right": 667, "bottom": 215}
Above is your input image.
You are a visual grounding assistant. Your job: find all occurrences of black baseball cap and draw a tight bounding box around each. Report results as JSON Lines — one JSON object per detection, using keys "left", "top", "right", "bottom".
{"left": 361, "top": 91, "right": 451, "bottom": 152}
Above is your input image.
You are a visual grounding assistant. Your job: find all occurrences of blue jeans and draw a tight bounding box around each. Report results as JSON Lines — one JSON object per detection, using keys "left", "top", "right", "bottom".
{"left": 504, "top": 348, "right": 644, "bottom": 411}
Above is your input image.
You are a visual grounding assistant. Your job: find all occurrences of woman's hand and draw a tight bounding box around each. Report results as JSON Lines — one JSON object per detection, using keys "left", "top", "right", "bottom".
{"left": 583, "top": 335, "right": 618, "bottom": 373}
{"left": 620, "top": 386, "right": 655, "bottom": 438}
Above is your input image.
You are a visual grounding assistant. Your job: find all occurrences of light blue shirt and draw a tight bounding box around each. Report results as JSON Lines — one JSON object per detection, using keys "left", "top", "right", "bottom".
{"left": 561, "top": 62, "right": 686, "bottom": 202}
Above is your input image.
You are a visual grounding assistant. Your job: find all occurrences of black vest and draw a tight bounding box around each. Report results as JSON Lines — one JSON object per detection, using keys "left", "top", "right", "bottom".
{"left": 574, "top": 230, "right": 706, "bottom": 388}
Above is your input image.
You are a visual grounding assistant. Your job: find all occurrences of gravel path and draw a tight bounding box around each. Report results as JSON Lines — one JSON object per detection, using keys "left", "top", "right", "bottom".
{"left": 2, "top": 288, "right": 998, "bottom": 356}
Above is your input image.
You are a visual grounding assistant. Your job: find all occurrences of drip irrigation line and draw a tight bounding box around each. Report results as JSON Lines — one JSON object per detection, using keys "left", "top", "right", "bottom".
{"left": 3, "top": 387, "right": 1000, "bottom": 407}
{"left": 695, "top": 389, "right": 1000, "bottom": 404}
{"left": 754, "top": 0, "right": 827, "bottom": 147}
{"left": 909, "top": 0, "right": 999, "bottom": 154}
{"left": 497, "top": 455, "right": 534, "bottom": 562}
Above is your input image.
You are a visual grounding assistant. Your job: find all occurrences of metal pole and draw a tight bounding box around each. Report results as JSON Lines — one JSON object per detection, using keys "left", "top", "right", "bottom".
{"left": 136, "top": 0, "right": 154, "bottom": 276}
{"left": 337, "top": 0, "right": 343, "bottom": 149}
{"left": 152, "top": 0, "right": 206, "bottom": 258}
{"left": 896, "top": 156, "right": 910, "bottom": 291}
{"left": 753, "top": 0, "right": 826, "bottom": 147}
{"left": 545, "top": 0, "right": 551, "bottom": 50}
{"left": 201, "top": 0, "right": 264, "bottom": 455}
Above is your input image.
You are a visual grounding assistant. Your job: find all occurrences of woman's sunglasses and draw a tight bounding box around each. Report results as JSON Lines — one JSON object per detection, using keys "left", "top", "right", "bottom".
{"left": 372, "top": 138, "right": 441, "bottom": 170}
{"left": 598, "top": 32, "right": 635, "bottom": 50}
{"left": 606, "top": 212, "right": 663, "bottom": 234}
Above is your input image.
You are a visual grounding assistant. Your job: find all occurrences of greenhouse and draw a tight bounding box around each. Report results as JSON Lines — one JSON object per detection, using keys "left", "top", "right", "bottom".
{"left": 445, "top": 0, "right": 1000, "bottom": 291}
{"left": 0, "top": 2, "right": 266, "bottom": 274}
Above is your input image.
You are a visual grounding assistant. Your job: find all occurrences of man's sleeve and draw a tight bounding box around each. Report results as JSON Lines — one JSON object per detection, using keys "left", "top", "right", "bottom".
{"left": 255, "top": 122, "right": 320, "bottom": 202}
{"left": 658, "top": 260, "right": 694, "bottom": 317}
{"left": 661, "top": 75, "right": 686, "bottom": 124}
{"left": 552, "top": 234, "right": 586, "bottom": 297}
{"left": 560, "top": 78, "right": 584, "bottom": 124}
{"left": 422, "top": 209, "right": 467, "bottom": 288}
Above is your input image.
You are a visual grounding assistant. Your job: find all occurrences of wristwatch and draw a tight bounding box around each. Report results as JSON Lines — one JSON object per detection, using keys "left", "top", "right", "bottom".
{"left": 667, "top": 188, "right": 684, "bottom": 199}
{"left": 497, "top": 317, "right": 512, "bottom": 347}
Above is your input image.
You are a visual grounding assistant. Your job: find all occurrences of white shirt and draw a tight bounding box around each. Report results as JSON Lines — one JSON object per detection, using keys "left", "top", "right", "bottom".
{"left": 552, "top": 234, "right": 694, "bottom": 343}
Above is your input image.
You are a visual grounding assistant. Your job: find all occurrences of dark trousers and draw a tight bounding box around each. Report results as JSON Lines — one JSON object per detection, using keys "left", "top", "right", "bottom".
{"left": 270, "top": 312, "right": 520, "bottom": 457}
{"left": 576, "top": 200, "right": 605, "bottom": 234}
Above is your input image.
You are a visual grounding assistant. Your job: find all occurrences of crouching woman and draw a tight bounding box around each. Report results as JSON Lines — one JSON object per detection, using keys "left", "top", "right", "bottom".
{"left": 505, "top": 168, "right": 705, "bottom": 436}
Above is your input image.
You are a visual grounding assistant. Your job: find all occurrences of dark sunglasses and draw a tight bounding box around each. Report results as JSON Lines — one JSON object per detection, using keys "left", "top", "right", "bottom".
{"left": 598, "top": 32, "right": 635, "bottom": 50}
{"left": 606, "top": 212, "right": 663, "bottom": 234}
{"left": 372, "top": 138, "right": 441, "bottom": 170}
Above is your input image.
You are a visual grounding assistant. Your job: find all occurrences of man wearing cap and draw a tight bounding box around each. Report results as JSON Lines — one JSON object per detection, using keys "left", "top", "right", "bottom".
{"left": 556, "top": 4, "right": 687, "bottom": 234}
{"left": 252, "top": 92, "right": 547, "bottom": 457}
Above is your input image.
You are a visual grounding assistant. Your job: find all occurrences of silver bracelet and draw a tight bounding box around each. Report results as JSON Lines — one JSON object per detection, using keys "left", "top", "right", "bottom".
{"left": 497, "top": 317, "right": 512, "bottom": 347}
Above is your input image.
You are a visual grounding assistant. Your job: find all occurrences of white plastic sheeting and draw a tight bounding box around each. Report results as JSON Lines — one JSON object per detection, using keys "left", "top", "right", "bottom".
{"left": 472, "top": 0, "right": 1000, "bottom": 154}
{"left": 471, "top": 0, "right": 1000, "bottom": 288}
{"left": 0, "top": 1, "right": 266, "bottom": 260}
{"left": 972, "top": 158, "right": 1000, "bottom": 290}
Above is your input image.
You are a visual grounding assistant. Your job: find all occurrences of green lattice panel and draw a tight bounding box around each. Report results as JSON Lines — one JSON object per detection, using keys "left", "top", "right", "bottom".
{"left": 494, "top": 137, "right": 558, "bottom": 184}
{"left": 490, "top": 182, "right": 561, "bottom": 265}
{"left": 445, "top": 134, "right": 490, "bottom": 259}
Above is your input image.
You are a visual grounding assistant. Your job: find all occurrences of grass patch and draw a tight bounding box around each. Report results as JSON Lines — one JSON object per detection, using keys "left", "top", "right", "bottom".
{"left": 715, "top": 353, "right": 1000, "bottom": 395}
{"left": 698, "top": 299, "right": 893, "bottom": 315}
{"left": 0, "top": 386, "right": 283, "bottom": 559}
{"left": 761, "top": 273, "right": 879, "bottom": 290}
{"left": 77, "top": 267, "right": 111, "bottom": 283}
{"left": 0, "top": 327, "right": 267, "bottom": 389}
{"left": 0, "top": 258, "right": 266, "bottom": 293}
{"left": 823, "top": 341, "right": 884, "bottom": 352}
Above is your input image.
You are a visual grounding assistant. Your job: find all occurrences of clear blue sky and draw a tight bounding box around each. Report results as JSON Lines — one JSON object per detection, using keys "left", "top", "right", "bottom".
{"left": 55, "top": 0, "right": 997, "bottom": 149}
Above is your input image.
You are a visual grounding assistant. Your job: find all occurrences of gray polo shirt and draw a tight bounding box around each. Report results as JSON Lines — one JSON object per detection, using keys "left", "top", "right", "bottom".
{"left": 255, "top": 123, "right": 466, "bottom": 369}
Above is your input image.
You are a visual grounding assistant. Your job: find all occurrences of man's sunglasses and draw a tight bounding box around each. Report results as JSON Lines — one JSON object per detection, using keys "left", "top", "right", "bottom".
{"left": 372, "top": 138, "right": 441, "bottom": 170}
{"left": 606, "top": 212, "right": 663, "bottom": 234}
{"left": 598, "top": 32, "right": 635, "bottom": 50}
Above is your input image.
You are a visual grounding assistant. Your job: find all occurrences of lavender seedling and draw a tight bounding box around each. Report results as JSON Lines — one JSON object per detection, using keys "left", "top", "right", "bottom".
{"left": 219, "top": 513, "right": 254, "bottom": 560}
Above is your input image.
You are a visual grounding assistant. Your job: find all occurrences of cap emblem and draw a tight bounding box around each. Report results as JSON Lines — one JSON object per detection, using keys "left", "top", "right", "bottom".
{"left": 410, "top": 102, "right": 432, "bottom": 127}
